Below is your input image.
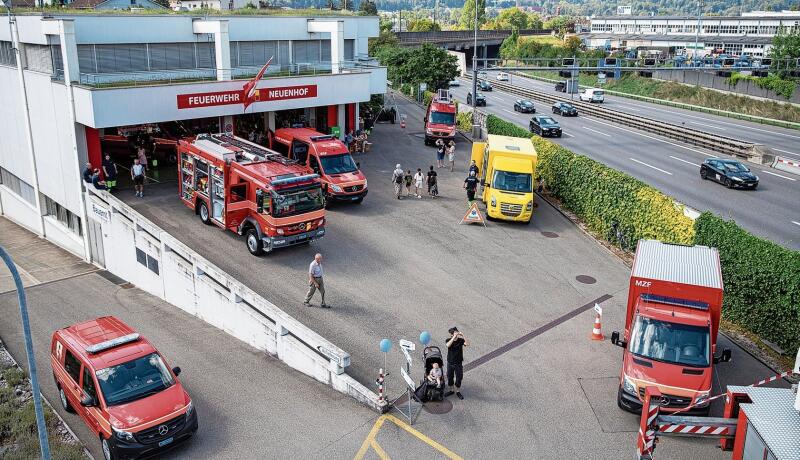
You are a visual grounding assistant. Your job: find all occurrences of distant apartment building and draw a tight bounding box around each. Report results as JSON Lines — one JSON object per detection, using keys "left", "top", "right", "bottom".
{"left": 586, "top": 11, "right": 800, "bottom": 57}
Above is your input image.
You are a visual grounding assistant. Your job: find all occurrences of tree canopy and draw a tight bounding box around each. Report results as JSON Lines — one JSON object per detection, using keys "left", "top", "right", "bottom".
{"left": 407, "top": 18, "right": 442, "bottom": 32}
{"left": 458, "top": 0, "right": 486, "bottom": 31}
{"left": 770, "top": 27, "right": 800, "bottom": 66}
{"left": 485, "top": 7, "right": 542, "bottom": 30}
{"left": 375, "top": 43, "right": 459, "bottom": 91}
{"left": 358, "top": 0, "right": 377, "bottom": 15}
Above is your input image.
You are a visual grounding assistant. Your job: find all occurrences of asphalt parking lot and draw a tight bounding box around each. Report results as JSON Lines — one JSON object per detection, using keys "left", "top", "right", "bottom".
{"left": 93, "top": 93, "right": 788, "bottom": 458}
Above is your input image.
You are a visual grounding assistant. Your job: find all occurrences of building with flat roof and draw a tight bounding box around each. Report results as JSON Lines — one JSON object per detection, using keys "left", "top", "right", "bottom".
{"left": 0, "top": 12, "right": 386, "bottom": 260}
{"left": 586, "top": 12, "right": 800, "bottom": 57}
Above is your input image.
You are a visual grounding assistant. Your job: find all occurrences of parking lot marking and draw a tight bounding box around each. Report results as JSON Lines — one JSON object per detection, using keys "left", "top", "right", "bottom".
{"left": 630, "top": 158, "right": 673, "bottom": 176}
{"left": 354, "top": 415, "right": 463, "bottom": 460}
{"left": 464, "top": 294, "right": 612, "bottom": 372}
{"left": 669, "top": 156, "right": 701, "bottom": 167}
{"left": 583, "top": 126, "right": 611, "bottom": 137}
{"left": 759, "top": 169, "right": 797, "bottom": 181}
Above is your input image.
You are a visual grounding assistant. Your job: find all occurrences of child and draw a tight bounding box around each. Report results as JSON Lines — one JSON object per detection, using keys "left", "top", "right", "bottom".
{"left": 404, "top": 170, "right": 413, "bottom": 197}
{"left": 413, "top": 168, "right": 424, "bottom": 199}
{"left": 427, "top": 362, "right": 443, "bottom": 388}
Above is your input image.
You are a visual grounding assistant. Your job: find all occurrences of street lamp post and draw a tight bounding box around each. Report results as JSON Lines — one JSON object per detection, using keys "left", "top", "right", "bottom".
{"left": 694, "top": 0, "right": 703, "bottom": 63}
{"left": 0, "top": 244, "right": 51, "bottom": 460}
{"left": 471, "top": 0, "right": 478, "bottom": 110}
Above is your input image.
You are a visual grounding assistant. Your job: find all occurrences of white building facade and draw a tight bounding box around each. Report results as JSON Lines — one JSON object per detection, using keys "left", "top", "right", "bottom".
{"left": 0, "top": 13, "right": 385, "bottom": 260}
{"left": 586, "top": 13, "right": 800, "bottom": 57}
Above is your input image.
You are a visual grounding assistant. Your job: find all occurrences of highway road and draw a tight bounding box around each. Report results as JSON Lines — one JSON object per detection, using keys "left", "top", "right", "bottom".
{"left": 498, "top": 71, "right": 800, "bottom": 161}
{"left": 451, "top": 78, "right": 800, "bottom": 249}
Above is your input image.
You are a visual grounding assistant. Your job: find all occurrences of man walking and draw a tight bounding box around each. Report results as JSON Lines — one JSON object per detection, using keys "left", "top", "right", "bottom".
{"left": 464, "top": 170, "right": 479, "bottom": 203}
{"left": 445, "top": 326, "right": 469, "bottom": 400}
{"left": 469, "top": 160, "right": 480, "bottom": 178}
{"left": 131, "top": 158, "right": 146, "bottom": 198}
{"left": 392, "top": 164, "right": 404, "bottom": 199}
{"left": 303, "top": 253, "right": 327, "bottom": 308}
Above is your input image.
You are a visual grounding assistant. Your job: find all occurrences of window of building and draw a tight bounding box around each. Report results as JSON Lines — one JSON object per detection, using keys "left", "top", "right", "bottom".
{"left": 135, "top": 248, "right": 159, "bottom": 274}
{"left": 42, "top": 195, "right": 82, "bottom": 236}
{"left": 0, "top": 41, "right": 16, "bottom": 67}
{"left": 64, "top": 349, "right": 81, "bottom": 383}
{"left": 0, "top": 167, "right": 36, "bottom": 205}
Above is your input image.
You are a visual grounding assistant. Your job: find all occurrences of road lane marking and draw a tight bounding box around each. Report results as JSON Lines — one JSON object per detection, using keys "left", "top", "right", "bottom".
{"left": 582, "top": 126, "right": 611, "bottom": 137}
{"left": 630, "top": 158, "right": 673, "bottom": 175}
{"left": 354, "top": 415, "right": 463, "bottom": 460}
{"left": 772, "top": 148, "right": 800, "bottom": 160}
{"left": 669, "top": 156, "right": 701, "bottom": 167}
{"left": 584, "top": 118, "right": 716, "bottom": 156}
{"left": 502, "top": 108, "right": 521, "bottom": 116}
{"left": 758, "top": 169, "right": 797, "bottom": 181}
{"left": 690, "top": 121, "right": 727, "bottom": 131}
{"left": 792, "top": 221, "right": 800, "bottom": 227}
{"left": 613, "top": 103, "right": 641, "bottom": 112}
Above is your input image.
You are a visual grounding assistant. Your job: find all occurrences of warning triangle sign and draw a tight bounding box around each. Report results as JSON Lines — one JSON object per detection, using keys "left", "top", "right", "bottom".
{"left": 460, "top": 202, "right": 486, "bottom": 226}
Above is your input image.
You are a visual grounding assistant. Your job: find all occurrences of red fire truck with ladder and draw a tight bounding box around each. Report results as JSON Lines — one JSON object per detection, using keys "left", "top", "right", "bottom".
{"left": 177, "top": 133, "right": 326, "bottom": 256}
{"left": 635, "top": 347, "right": 800, "bottom": 460}
{"left": 424, "top": 89, "right": 457, "bottom": 146}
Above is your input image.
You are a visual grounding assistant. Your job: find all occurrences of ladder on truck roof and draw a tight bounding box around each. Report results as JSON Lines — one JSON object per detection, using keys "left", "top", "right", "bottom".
{"left": 435, "top": 88, "right": 453, "bottom": 104}
{"left": 195, "top": 133, "right": 296, "bottom": 166}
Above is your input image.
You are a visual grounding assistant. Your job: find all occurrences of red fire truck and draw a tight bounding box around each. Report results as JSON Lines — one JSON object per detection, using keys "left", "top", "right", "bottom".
{"left": 271, "top": 128, "right": 368, "bottom": 204}
{"left": 177, "top": 134, "right": 326, "bottom": 256}
{"left": 424, "top": 89, "right": 457, "bottom": 146}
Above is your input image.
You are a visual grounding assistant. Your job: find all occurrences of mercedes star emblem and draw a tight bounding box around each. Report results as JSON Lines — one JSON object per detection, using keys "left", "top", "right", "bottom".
{"left": 158, "top": 425, "right": 169, "bottom": 436}
{"left": 659, "top": 396, "right": 670, "bottom": 406}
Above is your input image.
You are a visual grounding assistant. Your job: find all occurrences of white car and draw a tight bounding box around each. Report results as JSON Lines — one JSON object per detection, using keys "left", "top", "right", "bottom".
{"left": 448, "top": 79, "right": 461, "bottom": 87}
{"left": 579, "top": 88, "right": 604, "bottom": 103}
{"left": 496, "top": 72, "right": 509, "bottom": 81}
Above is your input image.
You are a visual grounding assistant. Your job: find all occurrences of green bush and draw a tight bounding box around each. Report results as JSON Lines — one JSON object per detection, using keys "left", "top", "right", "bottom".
{"left": 423, "top": 90, "right": 434, "bottom": 107}
{"left": 693, "top": 213, "right": 800, "bottom": 352}
{"left": 727, "top": 72, "right": 797, "bottom": 99}
{"left": 457, "top": 111, "right": 472, "bottom": 131}
{"left": 483, "top": 115, "right": 694, "bottom": 248}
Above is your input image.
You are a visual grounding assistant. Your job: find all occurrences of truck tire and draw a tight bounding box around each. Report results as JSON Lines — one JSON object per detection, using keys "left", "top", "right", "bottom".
{"left": 245, "top": 229, "right": 264, "bottom": 256}
{"left": 58, "top": 385, "right": 74, "bottom": 413}
{"left": 198, "top": 201, "right": 211, "bottom": 225}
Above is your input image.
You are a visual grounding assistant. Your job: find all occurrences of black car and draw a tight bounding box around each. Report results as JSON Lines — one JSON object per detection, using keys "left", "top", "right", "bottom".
{"left": 467, "top": 92, "right": 486, "bottom": 106}
{"left": 700, "top": 158, "right": 759, "bottom": 189}
{"left": 530, "top": 115, "right": 562, "bottom": 137}
{"left": 555, "top": 81, "right": 567, "bottom": 92}
{"left": 514, "top": 99, "right": 536, "bottom": 113}
{"left": 477, "top": 80, "right": 493, "bottom": 91}
{"left": 552, "top": 102, "right": 578, "bottom": 116}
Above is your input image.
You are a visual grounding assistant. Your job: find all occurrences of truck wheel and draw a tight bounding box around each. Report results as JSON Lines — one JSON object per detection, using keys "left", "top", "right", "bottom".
{"left": 245, "top": 229, "right": 264, "bottom": 256}
{"left": 59, "top": 386, "right": 74, "bottom": 413}
{"left": 700, "top": 168, "right": 707, "bottom": 180}
{"left": 101, "top": 437, "right": 115, "bottom": 460}
{"left": 198, "top": 201, "right": 211, "bottom": 225}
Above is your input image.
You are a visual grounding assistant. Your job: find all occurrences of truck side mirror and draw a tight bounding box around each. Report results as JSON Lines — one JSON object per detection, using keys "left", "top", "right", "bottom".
{"left": 80, "top": 395, "right": 97, "bottom": 407}
{"left": 610, "top": 331, "right": 627, "bottom": 348}
{"left": 255, "top": 189, "right": 264, "bottom": 214}
{"left": 172, "top": 366, "right": 182, "bottom": 376}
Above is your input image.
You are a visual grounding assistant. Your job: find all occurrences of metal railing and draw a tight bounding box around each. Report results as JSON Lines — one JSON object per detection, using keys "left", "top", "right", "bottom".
{"left": 395, "top": 29, "right": 552, "bottom": 45}
{"left": 479, "top": 57, "right": 800, "bottom": 72}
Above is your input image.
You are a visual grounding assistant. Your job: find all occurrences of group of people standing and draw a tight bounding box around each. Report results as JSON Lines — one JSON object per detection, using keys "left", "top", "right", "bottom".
{"left": 393, "top": 165, "right": 440, "bottom": 199}
{"left": 82, "top": 145, "right": 149, "bottom": 197}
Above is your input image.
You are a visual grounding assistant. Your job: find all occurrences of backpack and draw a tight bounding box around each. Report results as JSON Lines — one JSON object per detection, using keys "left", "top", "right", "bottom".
{"left": 394, "top": 171, "right": 403, "bottom": 184}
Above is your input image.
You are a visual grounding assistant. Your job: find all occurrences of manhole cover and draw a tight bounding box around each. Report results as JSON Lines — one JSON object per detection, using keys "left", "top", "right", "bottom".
{"left": 423, "top": 399, "right": 453, "bottom": 414}
{"left": 575, "top": 275, "right": 597, "bottom": 284}
{"left": 541, "top": 231, "right": 559, "bottom": 238}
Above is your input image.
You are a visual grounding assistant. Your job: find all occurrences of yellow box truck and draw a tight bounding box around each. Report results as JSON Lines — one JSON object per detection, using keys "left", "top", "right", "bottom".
{"left": 470, "top": 134, "right": 537, "bottom": 223}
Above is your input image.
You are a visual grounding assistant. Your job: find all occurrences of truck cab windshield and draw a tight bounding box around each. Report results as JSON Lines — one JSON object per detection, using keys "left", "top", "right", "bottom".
{"left": 95, "top": 353, "right": 175, "bottom": 406}
{"left": 430, "top": 112, "right": 455, "bottom": 125}
{"left": 492, "top": 170, "right": 532, "bottom": 193}
{"left": 629, "top": 316, "right": 710, "bottom": 367}
{"left": 271, "top": 186, "right": 324, "bottom": 218}
{"left": 319, "top": 154, "right": 358, "bottom": 175}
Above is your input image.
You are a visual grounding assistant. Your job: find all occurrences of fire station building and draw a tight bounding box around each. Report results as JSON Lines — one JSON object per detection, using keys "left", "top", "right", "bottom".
{"left": 0, "top": 12, "right": 386, "bottom": 258}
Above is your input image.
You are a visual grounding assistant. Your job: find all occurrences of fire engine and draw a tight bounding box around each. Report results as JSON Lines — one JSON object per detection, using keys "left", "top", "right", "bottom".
{"left": 424, "top": 89, "right": 457, "bottom": 146}
{"left": 177, "top": 133, "right": 326, "bottom": 256}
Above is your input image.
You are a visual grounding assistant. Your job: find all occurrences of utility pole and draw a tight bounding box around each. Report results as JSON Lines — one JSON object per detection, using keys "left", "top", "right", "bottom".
{"left": 472, "top": 0, "right": 478, "bottom": 110}
{"left": 694, "top": 0, "right": 703, "bottom": 63}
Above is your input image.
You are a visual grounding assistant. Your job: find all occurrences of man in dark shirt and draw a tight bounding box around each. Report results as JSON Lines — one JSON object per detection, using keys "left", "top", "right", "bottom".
{"left": 426, "top": 165, "right": 438, "bottom": 197}
{"left": 464, "top": 171, "right": 479, "bottom": 203}
{"left": 91, "top": 169, "right": 107, "bottom": 190}
{"left": 82, "top": 162, "right": 93, "bottom": 184}
{"left": 445, "top": 326, "right": 469, "bottom": 400}
{"left": 469, "top": 160, "right": 480, "bottom": 178}
{"left": 101, "top": 154, "right": 118, "bottom": 192}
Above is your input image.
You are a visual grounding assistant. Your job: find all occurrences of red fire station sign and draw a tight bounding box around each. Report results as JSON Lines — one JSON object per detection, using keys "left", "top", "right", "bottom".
{"left": 177, "top": 84, "right": 317, "bottom": 109}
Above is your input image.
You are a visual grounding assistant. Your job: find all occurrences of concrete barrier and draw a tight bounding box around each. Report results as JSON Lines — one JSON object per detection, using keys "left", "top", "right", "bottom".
{"left": 84, "top": 188, "right": 386, "bottom": 412}
{"left": 772, "top": 157, "right": 800, "bottom": 176}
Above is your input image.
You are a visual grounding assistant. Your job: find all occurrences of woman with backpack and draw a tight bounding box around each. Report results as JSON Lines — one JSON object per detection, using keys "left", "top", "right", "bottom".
{"left": 392, "top": 164, "right": 405, "bottom": 199}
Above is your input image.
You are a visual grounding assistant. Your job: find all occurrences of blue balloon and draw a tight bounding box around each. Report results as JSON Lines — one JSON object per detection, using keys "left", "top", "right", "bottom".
{"left": 419, "top": 331, "right": 431, "bottom": 345}
{"left": 380, "top": 338, "right": 392, "bottom": 353}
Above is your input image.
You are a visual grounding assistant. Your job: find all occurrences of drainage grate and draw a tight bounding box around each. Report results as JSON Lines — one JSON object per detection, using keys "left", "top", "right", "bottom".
{"left": 423, "top": 399, "right": 453, "bottom": 415}
{"left": 575, "top": 275, "right": 597, "bottom": 285}
{"left": 541, "top": 231, "right": 559, "bottom": 238}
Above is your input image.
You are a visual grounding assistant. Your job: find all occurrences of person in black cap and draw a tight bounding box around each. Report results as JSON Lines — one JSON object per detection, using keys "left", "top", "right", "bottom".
{"left": 445, "top": 326, "right": 469, "bottom": 400}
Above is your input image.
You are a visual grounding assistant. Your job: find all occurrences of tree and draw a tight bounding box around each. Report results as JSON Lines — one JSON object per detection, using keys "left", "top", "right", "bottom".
{"left": 359, "top": 0, "right": 377, "bottom": 15}
{"left": 369, "top": 29, "right": 399, "bottom": 56}
{"left": 487, "top": 7, "right": 530, "bottom": 31}
{"left": 564, "top": 35, "right": 582, "bottom": 55}
{"left": 770, "top": 27, "right": 800, "bottom": 68}
{"left": 499, "top": 28, "right": 519, "bottom": 59}
{"left": 408, "top": 18, "right": 442, "bottom": 32}
{"left": 458, "top": 0, "right": 486, "bottom": 31}
{"left": 543, "top": 16, "right": 576, "bottom": 37}
{"left": 376, "top": 43, "right": 458, "bottom": 91}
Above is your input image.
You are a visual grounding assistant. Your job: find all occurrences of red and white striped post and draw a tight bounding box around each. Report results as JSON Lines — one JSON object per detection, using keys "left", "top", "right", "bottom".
{"left": 377, "top": 368, "right": 385, "bottom": 403}
{"left": 636, "top": 386, "right": 662, "bottom": 460}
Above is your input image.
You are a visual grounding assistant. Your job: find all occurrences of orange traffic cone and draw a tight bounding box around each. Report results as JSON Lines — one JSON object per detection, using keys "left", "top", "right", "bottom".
{"left": 400, "top": 119, "right": 406, "bottom": 129}
{"left": 590, "top": 312, "right": 604, "bottom": 341}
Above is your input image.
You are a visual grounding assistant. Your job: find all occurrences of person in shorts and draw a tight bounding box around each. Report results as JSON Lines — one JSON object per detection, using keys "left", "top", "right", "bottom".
{"left": 413, "top": 168, "right": 424, "bottom": 199}
{"left": 435, "top": 139, "right": 446, "bottom": 168}
{"left": 404, "top": 170, "right": 413, "bottom": 197}
{"left": 392, "top": 164, "right": 404, "bottom": 199}
{"left": 131, "top": 158, "right": 145, "bottom": 197}
{"left": 426, "top": 165, "right": 438, "bottom": 198}
{"left": 447, "top": 141, "right": 456, "bottom": 172}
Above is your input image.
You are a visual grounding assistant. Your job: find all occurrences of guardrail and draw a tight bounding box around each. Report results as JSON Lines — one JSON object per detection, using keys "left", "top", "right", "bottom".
{"left": 84, "top": 188, "right": 385, "bottom": 412}
{"left": 509, "top": 70, "right": 800, "bottom": 131}
{"left": 464, "top": 74, "right": 771, "bottom": 163}
{"left": 395, "top": 29, "right": 552, "bottom": 45}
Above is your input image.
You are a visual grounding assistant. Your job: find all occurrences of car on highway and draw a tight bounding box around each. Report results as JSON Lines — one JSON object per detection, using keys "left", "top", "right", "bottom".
{"left": 477, "top": 80, "right": 493, "bottom": 91}
{"left": 551, "top": 102, "right": 578, "bottom": 116}
{"left": 700, "top": 158, "right": 759, "bottom": 189}
{"left": 513, "top": 99, "right": 536, "bottom": 113}
{"left": 555, "top": 81, "right": 567, "bottom": 92}
{"left": 51, "top": 316, "right": 198, "bottom": 460}
{"left": 579, "top": 88, "right": 604, "bottom": 102}
{"left": 529, "top": 115, "right": 562, "bottom": 137}
{"left": 448, "top": 79, "right": 460, "bottom": 87}
{"left": 496, "top": 72, "right": 509, "bottom": 81}
{"left": 467, "top": 92, "right": 487, "bottom": 106}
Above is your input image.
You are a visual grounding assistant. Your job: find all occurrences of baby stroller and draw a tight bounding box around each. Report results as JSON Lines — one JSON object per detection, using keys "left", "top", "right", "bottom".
{"left": 417, "top": 346, "right": 445, "bottom": 402}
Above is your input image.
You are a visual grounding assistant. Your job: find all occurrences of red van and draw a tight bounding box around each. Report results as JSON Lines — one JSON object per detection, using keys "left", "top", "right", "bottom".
{"left": 51, "top": 317, "right": 197, "bottom": 460}
{"left": 271, "top": 128, "right": 368, "bottom": 204}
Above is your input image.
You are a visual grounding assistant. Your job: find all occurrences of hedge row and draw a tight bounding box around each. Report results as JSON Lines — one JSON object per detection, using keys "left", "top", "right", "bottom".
{"left": 483, "top": 113, "right": 800, "bottom": 353}
{"left": 485, "top": 115, "right": 695, "bottom": 247}
{"left": 457, "top": 111, "right": 472, "bottom": 132}
{"left": 694, "top": 213, "right": 800, "bottom": 352}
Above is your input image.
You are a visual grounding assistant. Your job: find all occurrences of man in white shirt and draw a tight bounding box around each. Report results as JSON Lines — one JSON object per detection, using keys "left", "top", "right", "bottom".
{"left": 303, "top": 253, "right": 327, "bottom": 307}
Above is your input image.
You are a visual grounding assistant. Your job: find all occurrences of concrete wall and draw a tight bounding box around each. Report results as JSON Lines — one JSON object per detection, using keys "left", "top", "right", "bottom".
{"left": 84, "top": 188, "right": 385, "bottom": 412}
{"left": 652, "top": 69, "right": 800, "bottom": 105}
